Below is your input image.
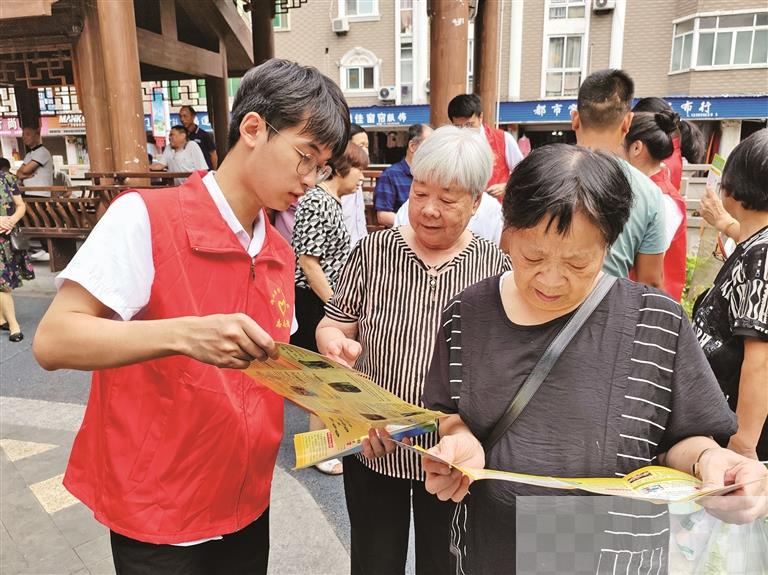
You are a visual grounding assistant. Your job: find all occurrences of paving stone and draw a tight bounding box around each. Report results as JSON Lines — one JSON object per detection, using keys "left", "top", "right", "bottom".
{"left": 17, "top": 547, "right": 85, "bottom": 575}
{"left": 29, "top": 473, "right": 79, "bottom": 515}
{"left": 0, "top": 522, "right": 29, "bottom": 574}
{"left": 86, "top": 557, "right": 116, "bottom": 575}
{"left": 52, "top": 504, "right": 107, "bottom": 549}
{"left": 13, "top": 446, "right": 72, "bottom": 486}
{"left": 1, "top": 450, "right": 29, "bottom": 498}
{"left": 1, "top": 484, "right": 74, "bottom": 560}
{"left": 74, "top": 534, "right": 112, "bottom": 566}
{"left": 0, "top": 438, "right": 58, "bottom": 462}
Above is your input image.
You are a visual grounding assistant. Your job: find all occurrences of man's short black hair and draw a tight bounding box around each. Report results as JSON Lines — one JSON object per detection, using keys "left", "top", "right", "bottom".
{"left": 179, "top": 105, "right": 197, "bottom": 116}
{"left": 721, "top": 128, "right": 768, "bottom": 212}
{"left": 350, "top": 124, "right": 366, "bottom": 137}
{"left": 228, "top": 59, "right": 350, "bottom": 160}
{"left": 503, "top": 143, "right": 632, "bottom": 246}
{"left": 577, "top": 69, "right": 635, "bottom": 130}
{"left": 0, "top": 157, "right": 10, "bottom": 171}
{"left": 448, "top": 94, "right": 482, "bottom": 120}
{"left": 407, "top": 124, "right": 430, "bottom": 145}
{"left": 170, "top": 124, "right": 188, "bottom": 136}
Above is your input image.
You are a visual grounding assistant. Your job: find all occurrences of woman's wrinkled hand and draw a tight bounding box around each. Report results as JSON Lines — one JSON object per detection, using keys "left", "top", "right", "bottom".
{"left": 697, "top": 447, "right": 768, "bottom": 524}
{"left": 322, "top": 336, "right": 362, "bottom": 368}
{"left": 423, "top": 434, "right": 485, "bottom": 503}
{"left": 700, "top": 186, "right": 738, "bottom": 236}
{"left": 361, "top": 428, "right": 405, "bottom": 460}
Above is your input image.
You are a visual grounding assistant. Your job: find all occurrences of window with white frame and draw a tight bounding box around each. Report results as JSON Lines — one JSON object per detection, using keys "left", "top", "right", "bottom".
{"left": 345, "top": 0, "right": 377, "bottom": 18}
{"left": 672, "top": 12, "right": 768, "bottom": 72}
{"left": 545, "top": 35, "right": 582, "bottom": 97}
{"left": 548, "top": 0, "right": 585, "bottom": 20}
{"left": 340, "top": 48, "right": 379, "bottom": 93}
{"left": 272, "top": 4, "right": 289, "bottom": 31}
{"left": 400, "top": 43, "right": 413, "bottom": 103}
{"left": 400, "top": 0, "right": 413, "bottom": 36}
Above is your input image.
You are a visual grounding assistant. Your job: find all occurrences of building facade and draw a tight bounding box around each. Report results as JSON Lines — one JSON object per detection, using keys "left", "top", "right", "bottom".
{"left": 273, "top": 0, "right": 767, "bottom": 159}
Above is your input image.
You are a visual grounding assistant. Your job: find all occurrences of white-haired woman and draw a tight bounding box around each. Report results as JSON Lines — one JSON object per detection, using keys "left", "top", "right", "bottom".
{"left": 316, "top": 126, "right": 511, "bottom": 574}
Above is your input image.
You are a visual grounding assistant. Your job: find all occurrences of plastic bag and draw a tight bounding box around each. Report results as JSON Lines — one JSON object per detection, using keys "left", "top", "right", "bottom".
{"left": 669, "top": 504, "right": 768, "bottom": 574}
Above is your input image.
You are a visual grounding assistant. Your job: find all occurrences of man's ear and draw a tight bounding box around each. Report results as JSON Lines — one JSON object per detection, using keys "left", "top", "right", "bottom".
{"left": 571, "top": 110, "right": 580, "bottom": 131}
{"left": 619, "top": 111, "right": 633, "bottom": 138}
{"left": 238, "top": 112, "right": 266, "bottom": 149}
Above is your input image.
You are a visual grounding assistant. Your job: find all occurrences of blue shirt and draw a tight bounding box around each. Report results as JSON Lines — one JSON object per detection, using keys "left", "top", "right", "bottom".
{"left": 374, "top": 159, "right": 413, "bottom": 213}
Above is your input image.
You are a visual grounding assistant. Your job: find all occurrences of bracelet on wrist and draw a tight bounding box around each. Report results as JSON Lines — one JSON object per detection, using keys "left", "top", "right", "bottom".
{"left": 692, "top": 446, "right": 719, "bottom": 480}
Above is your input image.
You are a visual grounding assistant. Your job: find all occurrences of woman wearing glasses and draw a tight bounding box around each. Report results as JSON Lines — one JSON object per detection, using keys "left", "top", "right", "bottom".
{"left": 693, "top": 129, "right": 768, "bottom": 463}
{"left": 291, "top": 142, "right": 369, "bottom": 475}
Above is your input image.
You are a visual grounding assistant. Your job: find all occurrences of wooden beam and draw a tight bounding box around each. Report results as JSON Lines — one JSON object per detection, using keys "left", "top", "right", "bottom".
{"left": 159, "top": 0, "right": 177, "bottom": 41}
{"left": 473, "top": 0, "right": 500, "bottom": 126}
{"left": 429, "top": 0, "right": 469, "bottom": 127}
{"left": 0, "top": 0, "right": 57, "bottom": 20}
{"left": 136, "top": 28, "right": 223, "bottom": 78}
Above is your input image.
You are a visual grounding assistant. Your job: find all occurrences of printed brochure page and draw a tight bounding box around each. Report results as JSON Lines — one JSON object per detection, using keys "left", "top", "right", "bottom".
{"left": 395, "top": 442, "right": 754, "bottom": 504}
{"left": 243, "top": 343, "right": 442, "bottom": 445}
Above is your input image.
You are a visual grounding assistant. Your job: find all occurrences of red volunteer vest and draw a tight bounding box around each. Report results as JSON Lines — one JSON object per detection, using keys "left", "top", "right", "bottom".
{"left": 651, "top": 169, "right": 687, "bottom": 301}
{"left": 63, "top": 172, "right": 295, "bottom": 544}
{"left": 484, "top": 123, "right": 511, "bottom": 201}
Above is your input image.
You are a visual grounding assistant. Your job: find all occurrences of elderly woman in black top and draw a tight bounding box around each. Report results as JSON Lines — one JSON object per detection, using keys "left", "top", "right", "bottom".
{"left": 316, "top": 126, "right": 510, "bottom": 574}
{"left": 693, "top": 129, "right": 768, "bottom": 462}
{"left": 422, "top": 144, "right": 767, "bottom": 574}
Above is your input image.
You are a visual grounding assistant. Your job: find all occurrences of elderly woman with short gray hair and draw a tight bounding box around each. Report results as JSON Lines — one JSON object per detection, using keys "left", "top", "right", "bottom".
{"left": 317, "top": 125, "right": 511, "bottom": 574}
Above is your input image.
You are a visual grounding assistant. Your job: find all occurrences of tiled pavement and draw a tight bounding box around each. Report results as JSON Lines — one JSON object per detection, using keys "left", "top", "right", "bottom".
{"left": 1, "top": 408, "right": 114, "bottom": 575}
{"left": 0, "top": 395, "right": 351, "bottom": 575}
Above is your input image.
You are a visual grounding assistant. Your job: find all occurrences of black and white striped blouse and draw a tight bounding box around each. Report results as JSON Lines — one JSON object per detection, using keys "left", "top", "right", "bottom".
{"left": 326, "top": 227, "right": 511, "bottom": 480}
{"left": 423, "top": 274, "right": 738, "bottom": 574}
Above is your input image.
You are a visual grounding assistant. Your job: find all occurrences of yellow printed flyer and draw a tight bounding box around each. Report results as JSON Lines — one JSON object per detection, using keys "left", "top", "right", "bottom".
{"left": 395, "top": 442, "right": 755, "bottom": 504}
{"left": 243, "top": 343, "right": 442, "bottom": 446}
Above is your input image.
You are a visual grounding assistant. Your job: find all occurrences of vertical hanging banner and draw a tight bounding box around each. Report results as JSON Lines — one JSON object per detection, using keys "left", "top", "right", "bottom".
{"left": 150, "top": 89, "right": 169, "bottom": 138}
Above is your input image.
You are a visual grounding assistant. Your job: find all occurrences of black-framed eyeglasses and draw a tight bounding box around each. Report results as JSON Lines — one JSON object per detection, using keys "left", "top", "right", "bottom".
{"left": 264, "top": 120, "right": 331, "bottom": 183}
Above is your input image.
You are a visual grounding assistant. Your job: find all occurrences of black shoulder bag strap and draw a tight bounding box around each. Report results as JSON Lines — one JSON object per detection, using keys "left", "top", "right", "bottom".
{"left": 483, "top": 274, "right": 617, "bottom": 453}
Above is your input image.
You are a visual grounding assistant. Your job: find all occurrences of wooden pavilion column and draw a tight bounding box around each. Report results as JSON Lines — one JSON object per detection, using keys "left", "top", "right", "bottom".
{"left": 473, "top": 0, "right": 501, "bottom": 126}
{"left": 251, "top": 0, "right": 274, "bottom": 66}
{"left": 96, "top": 0, "right": 147, "bottom": 172}
{"left": 206, "top": 39, "right": 230, "bottom": 164}
{"left": 14, "top": 82, "right": 41, "bottom": 129}
{"left": 73, "top": 0, "right": 114, "bottom": 172}
{"left": 428, "top": 0, "right": 469, "bottom": 127}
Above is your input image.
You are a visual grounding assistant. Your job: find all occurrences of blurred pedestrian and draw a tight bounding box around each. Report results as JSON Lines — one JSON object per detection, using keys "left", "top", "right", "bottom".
{"left": 624, "top": 110, "right": 688, "bottom": 300}
{"left": 291, "top": 141, "right": 368, "bottom": 475}
{"left": 693, "top": 129, "right": 768, "bottom": 462}
{"left": 0, "top": 158, "right": 34, "bottom": 343}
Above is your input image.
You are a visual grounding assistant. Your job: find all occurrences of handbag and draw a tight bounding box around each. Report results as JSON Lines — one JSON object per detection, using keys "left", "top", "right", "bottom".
{"left": 9, "top": 226, "right": 30, "bottom": 252}
{"left": 483, "top": 274, "right": 617, "bottom": 453}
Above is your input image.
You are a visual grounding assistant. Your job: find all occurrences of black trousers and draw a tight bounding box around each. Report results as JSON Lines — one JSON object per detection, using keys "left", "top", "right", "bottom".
{"left": 110, "top": 509, "right": 269, "bottom": 575}
{"left": 290, "top": 285, "right": 325, "bottom": 352}
{"left": 343, "top": 455, "right": 455, "bottom": 575}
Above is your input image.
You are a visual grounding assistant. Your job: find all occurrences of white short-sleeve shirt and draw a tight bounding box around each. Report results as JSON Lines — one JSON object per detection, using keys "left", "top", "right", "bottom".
{"left": 21, "top": 144, "right": 54, "bottom": 194}
{"left": 56, "top": 171, "right": 297, "bottom": 546}
{"left": 156, "top": 141, "right": 209, "bottom": 183}
{"left": 57, "top": 172, "right": 266, "bottom": 320}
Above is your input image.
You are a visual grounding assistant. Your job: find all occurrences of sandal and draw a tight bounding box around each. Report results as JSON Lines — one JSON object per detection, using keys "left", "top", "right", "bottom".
{"left": 0, "top": 323, "right": 8, "bottom": 331}
{"left": 9, "top": 332, "right": 23, "bottom": 343}
{"left": 314, "top": 458, "right": 343, "bottom": 476}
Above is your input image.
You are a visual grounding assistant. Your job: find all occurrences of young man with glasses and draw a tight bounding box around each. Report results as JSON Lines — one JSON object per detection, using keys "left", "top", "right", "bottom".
{"left": 33, "top": 59, "right": 349, "bottom": 574}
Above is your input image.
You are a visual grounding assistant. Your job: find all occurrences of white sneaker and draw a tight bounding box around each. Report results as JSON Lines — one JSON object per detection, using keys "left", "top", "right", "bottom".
{"left": 29, "top": 250, "right": 50, "bottom": 262}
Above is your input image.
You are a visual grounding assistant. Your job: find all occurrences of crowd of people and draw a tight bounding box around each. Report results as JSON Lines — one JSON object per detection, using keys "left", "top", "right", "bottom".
{"left": 23, "top": 58, "right": 766, "bottom": 574}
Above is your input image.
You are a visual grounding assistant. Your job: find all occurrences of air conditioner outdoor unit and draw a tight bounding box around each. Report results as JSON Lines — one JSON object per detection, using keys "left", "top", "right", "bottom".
{"left": 332, "top": 17, "right": 349, "bottom": 34}
{"left": 424, "top": 79, "right": 430, "bottom": 94}
{"left": 592, "top": 0, "right": 616, "bottom": 11}
{"left": 378, "top": 86, "right": 397, "bottom": 102}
